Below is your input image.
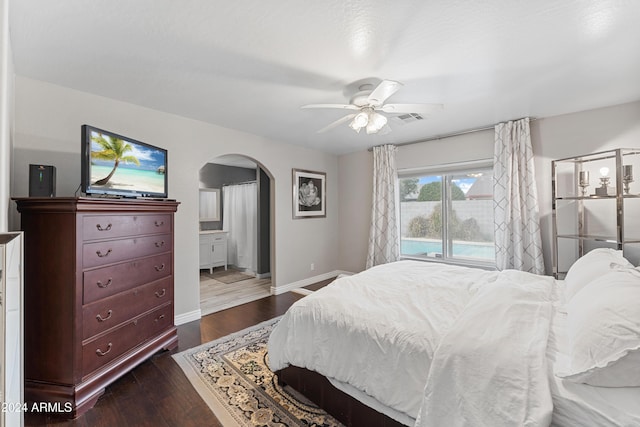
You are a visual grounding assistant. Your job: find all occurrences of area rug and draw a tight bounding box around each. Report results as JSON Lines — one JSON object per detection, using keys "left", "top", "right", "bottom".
{"left": 173, "top": 317, "right": 342, "bottom": 427}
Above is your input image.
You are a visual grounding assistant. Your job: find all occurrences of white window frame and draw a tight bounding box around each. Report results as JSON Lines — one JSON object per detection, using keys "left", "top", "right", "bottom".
{"left": 398, "top": 159, "right": 496, "bottom": 269}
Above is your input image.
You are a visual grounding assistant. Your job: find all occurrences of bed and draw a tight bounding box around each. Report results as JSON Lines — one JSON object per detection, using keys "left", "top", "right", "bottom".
{"left": 267, "top": 251, "right": 640, "bottom": 426}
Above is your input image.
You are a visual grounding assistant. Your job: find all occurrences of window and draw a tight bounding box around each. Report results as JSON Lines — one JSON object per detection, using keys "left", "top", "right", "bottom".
{"left": 399, "top": 164, "right": 495, "bottom": 266}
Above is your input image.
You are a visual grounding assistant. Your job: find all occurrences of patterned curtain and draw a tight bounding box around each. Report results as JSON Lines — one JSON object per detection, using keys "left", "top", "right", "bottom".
{"left": 493, "top": 118, "right": 545, "bottom": 274}
{"left": 366, "top": 144, "right": 400, "bottom": 269}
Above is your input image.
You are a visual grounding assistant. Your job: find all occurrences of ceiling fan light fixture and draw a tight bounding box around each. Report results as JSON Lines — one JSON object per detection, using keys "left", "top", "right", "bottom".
{"left": 368, "top": 112, "right": 387, "bottom": 133}
{"left": 354, "top": 111, "right": 369, "bottom": 127}
{"left": 349, "top": 119, "right": 362, "bottom": 132}
{"left": 304, "top": 79, "right": 442, "bottom": 134}
{"left": 349, "top": 110, "right": 369, "bottom": 132}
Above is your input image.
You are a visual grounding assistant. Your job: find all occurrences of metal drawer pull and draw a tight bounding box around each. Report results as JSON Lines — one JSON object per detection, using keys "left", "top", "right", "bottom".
{"left": 96, "top": 223, "right": 112, "bottom": 231}
{"left": 154, "top": 263, "right": 166, "bottom": 272}
{"left": 155, "top": 288, "right": 166, "bottom": 298}
{"left": 155, "top": 220, "right": 164, "bottom": 227}
{"left": 155, "top": 314, "right": 166, "bottom": 322}
{"left": 155, "top": 240, "right": 165, "bottom": 248}
{"left": 96, "top": 343, "right": 112, "bottom": 357}
{"left": 96, "top": 310, "right": 113, "bottom": 322}
{"left": 96, "top": 249, "right": 112, "bottom": 258}
{"left": 97, "top": 278, "right": 112, "bottom": 288}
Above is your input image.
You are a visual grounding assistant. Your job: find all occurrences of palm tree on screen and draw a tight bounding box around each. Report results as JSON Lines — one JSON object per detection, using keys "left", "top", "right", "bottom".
{"left": 91, "top": 133, "right": 140, "bottom": 185}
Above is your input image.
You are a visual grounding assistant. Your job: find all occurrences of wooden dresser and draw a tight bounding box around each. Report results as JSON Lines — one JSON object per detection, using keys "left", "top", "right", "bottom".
{"left": 14, "top": 197, "right": 179, "bottom": 417}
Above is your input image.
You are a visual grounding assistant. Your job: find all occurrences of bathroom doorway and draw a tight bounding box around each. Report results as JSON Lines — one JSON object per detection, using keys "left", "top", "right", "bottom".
{"left": 198, "top": 155, "right": 272, "bottom": 315}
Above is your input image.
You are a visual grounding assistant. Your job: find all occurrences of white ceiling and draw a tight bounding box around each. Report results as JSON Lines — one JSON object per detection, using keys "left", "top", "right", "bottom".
{"left": 9, "top": 1, "right": 640, "bottom": 155}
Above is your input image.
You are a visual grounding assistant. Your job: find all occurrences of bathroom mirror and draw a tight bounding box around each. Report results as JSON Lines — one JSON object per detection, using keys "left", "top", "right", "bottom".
{"left": 199, "top": 188, "right": 221, "bottom": 221}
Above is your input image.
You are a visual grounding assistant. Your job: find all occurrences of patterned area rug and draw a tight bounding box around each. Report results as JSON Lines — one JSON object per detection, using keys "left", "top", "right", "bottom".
{"left": 173, "top": 317, "right": 343, "bottom": 427}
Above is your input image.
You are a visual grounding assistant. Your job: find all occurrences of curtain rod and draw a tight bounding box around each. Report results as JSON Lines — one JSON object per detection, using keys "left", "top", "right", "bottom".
{"left": 367, "top": 117, "right": 536, "bottom": 152}
{"left": 222, "top": 180, "right": 256, "bottom": 186}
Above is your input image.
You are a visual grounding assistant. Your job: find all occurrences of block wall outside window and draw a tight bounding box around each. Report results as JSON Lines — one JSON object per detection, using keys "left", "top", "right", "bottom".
{"left": 398, "top": 167, "right": 495, "bottom": 266}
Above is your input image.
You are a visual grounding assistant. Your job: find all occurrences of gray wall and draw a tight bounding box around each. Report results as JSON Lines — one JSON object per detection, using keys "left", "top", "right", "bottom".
{"left": 533, "top": 102, "right": 640, "bottom": 269}
{"left": 258, "top": 168, "right": 271, "bottom": 275}
{"left": 336, "top": 130, "right": 494, "bottom": 274}
{"left": 337, "top": 101, "right": 640, "bottom": 275}
{"left": 337, "top": 150, "right": 373, "bottom": 274}
{"left": 0, "top": 0, "right": 12, "bottom": 231}
{"left": 200, "top": 163, "right": 256, "bottom": 188}
{"left": 10, "top": 76, "right": 340, "bottom": 322}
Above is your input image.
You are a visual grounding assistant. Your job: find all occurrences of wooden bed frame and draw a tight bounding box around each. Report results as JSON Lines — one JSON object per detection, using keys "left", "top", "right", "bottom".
{"left": 276, "top": 365, "right": 406, "bottom": 427}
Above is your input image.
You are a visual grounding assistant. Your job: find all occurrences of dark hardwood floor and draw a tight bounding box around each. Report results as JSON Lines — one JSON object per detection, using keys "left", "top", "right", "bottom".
{"left": 25, "top": 278, "right": 335, "bottom": 427}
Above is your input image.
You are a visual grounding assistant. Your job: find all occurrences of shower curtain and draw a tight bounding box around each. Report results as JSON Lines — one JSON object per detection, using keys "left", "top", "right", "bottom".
{"left": 222, "top": 182, "right": 257, "bottom": 273}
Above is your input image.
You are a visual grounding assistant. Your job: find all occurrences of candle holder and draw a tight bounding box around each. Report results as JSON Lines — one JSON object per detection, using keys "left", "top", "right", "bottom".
{"left": 623, "top": 165, "right": 634, "bottom": 194}
{"left": 578, "top": 171, "right": 589, "bottom": 197}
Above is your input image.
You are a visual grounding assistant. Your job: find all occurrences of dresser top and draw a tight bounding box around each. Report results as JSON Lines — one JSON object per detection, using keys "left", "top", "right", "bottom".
{"left": 14, "top": 197, "right": 180, "bottom": 213}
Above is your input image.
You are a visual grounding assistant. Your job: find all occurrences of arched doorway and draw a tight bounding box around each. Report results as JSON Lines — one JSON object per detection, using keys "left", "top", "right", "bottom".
{"left": 197, "top": 154, "right": 273, "bottom": 315}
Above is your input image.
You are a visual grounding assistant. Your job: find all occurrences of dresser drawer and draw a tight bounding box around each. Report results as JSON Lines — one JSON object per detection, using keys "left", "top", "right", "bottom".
{"left": 211, "top": 234, "right": 226, "bottom": 242}
{"left": 83, "top": 277, "right": 173, "bottom": 339}
{"left": 83, "top": 233, "right": 172, "bottom": 268}
{"left": 82, "top": 214, "right": 171, "bottom": 241}
{"left": 82, "top": 303, "right": 173, "bottom": 376}
{"left": 83, "top": 253, "right": 172, "bottom": 303}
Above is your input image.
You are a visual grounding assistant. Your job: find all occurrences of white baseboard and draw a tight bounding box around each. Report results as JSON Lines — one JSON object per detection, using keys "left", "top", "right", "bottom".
{"left": 271, "top": 270, "right": 354, "bottom": 295}
{"left": 256, "top": 272, "right": 272, "bottom": 279}
{"left": 291, "top": 288, "right": 314, "bottom": 296}
{"left": 174, "top": 308, "right": 202, "bottom": 325}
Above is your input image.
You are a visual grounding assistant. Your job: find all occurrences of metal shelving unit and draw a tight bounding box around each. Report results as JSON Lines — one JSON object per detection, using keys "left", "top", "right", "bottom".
{"left": 552, "top": 148, "right": 640, "bottom": 278}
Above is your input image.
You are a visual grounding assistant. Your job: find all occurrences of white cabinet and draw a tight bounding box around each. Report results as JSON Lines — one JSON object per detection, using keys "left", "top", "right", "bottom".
{"left": 0, "top": 232, "right": 24, "bottom": 427}
{"left": 199, "top": 231, "right": 228, "bottom": 273}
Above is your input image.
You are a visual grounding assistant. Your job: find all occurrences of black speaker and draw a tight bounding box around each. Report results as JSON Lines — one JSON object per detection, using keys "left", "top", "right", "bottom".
{"left": 29, "top": 164, "right": 56, "bottom": 197}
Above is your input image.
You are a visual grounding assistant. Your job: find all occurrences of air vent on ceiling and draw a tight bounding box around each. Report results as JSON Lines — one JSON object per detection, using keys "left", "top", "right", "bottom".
{"left": 391, "top": 113, "right": 424, "bottom": 124}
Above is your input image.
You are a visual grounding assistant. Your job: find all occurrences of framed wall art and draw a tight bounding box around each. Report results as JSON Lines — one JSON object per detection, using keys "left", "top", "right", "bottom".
{"left": 292, "top": 169, "right": 326, "bottom": 219}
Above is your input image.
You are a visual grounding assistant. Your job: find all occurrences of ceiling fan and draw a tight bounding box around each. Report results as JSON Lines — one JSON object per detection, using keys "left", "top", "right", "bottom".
{"left": 302, "top": 80, "right": 442, "bottom": 134}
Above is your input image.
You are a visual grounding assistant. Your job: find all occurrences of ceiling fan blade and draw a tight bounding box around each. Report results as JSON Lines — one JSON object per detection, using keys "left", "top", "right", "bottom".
{"left": 379, "top": 103, "right": 443, "bottom": 115}
{"left": 367, "top": 80, "right": 403, "bottom": 107}
{"left": 302, "top": 104, "right": 359, "bottom": 110}
{"left": 317, "top": 113, "right": 357, "bottom": 134}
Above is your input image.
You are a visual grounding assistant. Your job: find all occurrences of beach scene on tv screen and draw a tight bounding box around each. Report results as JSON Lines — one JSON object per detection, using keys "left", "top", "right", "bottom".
{"left": 89, "top": 130, "right": 166, "bottom": 195}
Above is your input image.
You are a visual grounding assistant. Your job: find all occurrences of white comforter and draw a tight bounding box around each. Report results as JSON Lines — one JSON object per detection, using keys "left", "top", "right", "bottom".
{"left": 414, "top": 270, "right": 555, "bottom": 427}
{"left": 267, "top": 260, "right": 556, "bottom": 426}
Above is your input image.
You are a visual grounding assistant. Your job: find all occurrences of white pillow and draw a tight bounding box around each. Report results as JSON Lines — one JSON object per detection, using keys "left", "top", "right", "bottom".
{"left": 563, "top": 248, "right": 632, "bottom": 301}
{"left": 557, "top": 268, "right": 640, "bottom": 387}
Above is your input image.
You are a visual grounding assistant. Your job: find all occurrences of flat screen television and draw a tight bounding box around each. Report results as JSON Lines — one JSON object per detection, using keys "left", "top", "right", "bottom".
{"left": 81, "top": 125, "right": 168, "bottom": 198}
